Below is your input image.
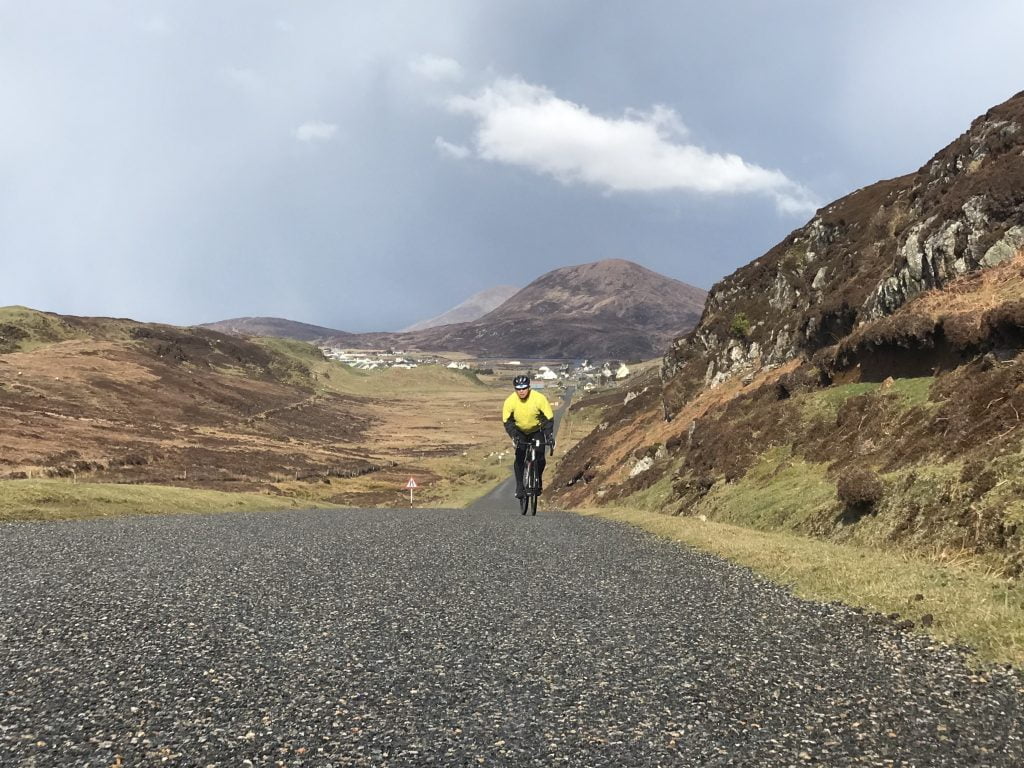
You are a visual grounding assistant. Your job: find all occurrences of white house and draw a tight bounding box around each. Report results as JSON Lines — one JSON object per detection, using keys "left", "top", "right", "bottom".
{"left": 536, "top": 366, "right": 559, "bottom": 381}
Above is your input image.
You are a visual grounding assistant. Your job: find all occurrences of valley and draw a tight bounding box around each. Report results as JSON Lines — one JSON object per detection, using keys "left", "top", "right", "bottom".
{"left": 0, "top": 308, "right": 536, "bottom": 515}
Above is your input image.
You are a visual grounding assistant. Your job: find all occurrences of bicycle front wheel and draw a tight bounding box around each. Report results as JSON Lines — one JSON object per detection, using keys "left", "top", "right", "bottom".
{"left": 530, "top": 493, "right": 538, "bottom": 515}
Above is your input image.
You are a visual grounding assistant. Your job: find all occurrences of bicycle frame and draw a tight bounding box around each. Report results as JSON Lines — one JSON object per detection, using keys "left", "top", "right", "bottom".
{"left": 520, "top": 433, "right": 550, "bottom": 516}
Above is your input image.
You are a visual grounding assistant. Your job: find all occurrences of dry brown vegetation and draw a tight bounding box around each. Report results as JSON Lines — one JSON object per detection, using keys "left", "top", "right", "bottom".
{"left": 0, "top": 309, "right": 510, "bottom": 510}
{"left": 552, "top": 250, "right": 1024, "bottom": 576}
{"left": 828, "top": 252, "right": 1024, "bottom": 380}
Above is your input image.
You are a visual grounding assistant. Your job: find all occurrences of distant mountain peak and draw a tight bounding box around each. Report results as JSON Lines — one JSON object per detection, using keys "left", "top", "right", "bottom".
{"left": 325, "top": 257, "right": 708, "bottom": 360}
{"left": 401, "top": 285, "right": 519, "bottom": 331}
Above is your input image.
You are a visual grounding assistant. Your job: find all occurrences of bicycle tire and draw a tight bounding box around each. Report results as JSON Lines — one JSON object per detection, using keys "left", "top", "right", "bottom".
{"left": 530, "top": 493, "right": 537, "bottom": 515}
{"left": 521, "top": 455, "right": 537, "bottom": 515}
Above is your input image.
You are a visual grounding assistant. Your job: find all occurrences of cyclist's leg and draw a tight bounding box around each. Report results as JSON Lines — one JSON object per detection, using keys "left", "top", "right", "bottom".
{"left": 513, "top": 441, "right": 527, "bottom": 498}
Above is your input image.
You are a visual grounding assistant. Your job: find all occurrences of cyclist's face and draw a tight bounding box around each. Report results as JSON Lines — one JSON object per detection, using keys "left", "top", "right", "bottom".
{"left": 515, "top": 386, "right": 529, "bottom": 399}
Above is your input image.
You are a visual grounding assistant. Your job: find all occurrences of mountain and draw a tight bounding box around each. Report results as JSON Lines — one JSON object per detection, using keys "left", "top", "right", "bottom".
{"left": 199, "top": 316, "right": 354, "bottom": 342}
{"left": 401, "top": 285, "right": 520, "bottom": 331}
{"left": 201, "top": 260, "right": 704, "bottom": 360}
{"left": 551, "top": 90, "right": 1024, "bottom": 575}
{"left": 329, "top": 259, "right": 707, "bottom": 360}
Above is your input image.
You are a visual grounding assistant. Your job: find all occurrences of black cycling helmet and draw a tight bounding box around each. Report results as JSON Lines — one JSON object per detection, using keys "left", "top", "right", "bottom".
{"left": 513, "top": 374, "right": 530, "bottom": 390}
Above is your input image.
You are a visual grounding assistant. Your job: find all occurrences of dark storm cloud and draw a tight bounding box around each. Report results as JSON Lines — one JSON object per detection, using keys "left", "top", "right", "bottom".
{"left": 1, "top": 1, "right": 1023, "bottom": 331}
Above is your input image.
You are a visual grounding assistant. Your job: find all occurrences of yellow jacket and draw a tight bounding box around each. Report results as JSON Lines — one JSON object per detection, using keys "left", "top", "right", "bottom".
{"left": 503, "top": 390, "right": 554, "bottom": 434}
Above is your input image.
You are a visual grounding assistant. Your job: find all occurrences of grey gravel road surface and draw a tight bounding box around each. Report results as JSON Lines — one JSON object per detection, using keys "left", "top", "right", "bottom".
{"left": 1, "top": 508, "right": 1022, "bottom": 767}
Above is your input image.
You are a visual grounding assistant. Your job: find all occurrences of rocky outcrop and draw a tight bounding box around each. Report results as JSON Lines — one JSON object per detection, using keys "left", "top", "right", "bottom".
{"left": 662, "top": 90, "right": 1024, "bottom": 419}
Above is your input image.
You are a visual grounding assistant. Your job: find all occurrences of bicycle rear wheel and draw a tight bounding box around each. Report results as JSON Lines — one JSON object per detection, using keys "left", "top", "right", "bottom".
{"left": 519, "top": 493, "right": 529, "bottom": 515}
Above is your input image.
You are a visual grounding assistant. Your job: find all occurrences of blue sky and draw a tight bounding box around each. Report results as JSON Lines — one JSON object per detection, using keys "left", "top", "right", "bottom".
{"left": 2, "top": 1, "right": 1024, "bottom": 331}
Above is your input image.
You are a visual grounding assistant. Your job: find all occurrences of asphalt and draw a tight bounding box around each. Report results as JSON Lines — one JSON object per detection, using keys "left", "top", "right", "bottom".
{"left": 1, "top": 508, "right": 1022, "bottom": 766}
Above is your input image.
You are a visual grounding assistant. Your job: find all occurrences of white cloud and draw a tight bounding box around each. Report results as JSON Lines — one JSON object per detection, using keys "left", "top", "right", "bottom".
{"left": 448, "top": 78, "right": 817, "bottom": 215}
{"left": 434, "top": 136, "right": 471, "bottom": 159}
{"left": 409, "top": 55, "right": 463, "bottom": 82}
{"left": 295, "top": 121, "right": 338, "bottom": 142}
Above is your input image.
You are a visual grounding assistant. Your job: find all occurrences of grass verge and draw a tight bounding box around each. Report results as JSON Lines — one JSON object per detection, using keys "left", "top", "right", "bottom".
{"left": 797, "top": 376, "right": 936, "bottom": 424}
{"left": 692, "top": 446, "right": 836, "bottom": 532}
{"left": 572, "top": 506, "right": 1024, "bottom": 668}
{"left": 0, "top": 480, "right": 339, "bottom": 522}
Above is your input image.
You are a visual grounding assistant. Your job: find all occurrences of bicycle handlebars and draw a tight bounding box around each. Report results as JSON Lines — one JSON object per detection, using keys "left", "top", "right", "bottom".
{"left": 514, "top": 433, "right": 555, "bottom": 456}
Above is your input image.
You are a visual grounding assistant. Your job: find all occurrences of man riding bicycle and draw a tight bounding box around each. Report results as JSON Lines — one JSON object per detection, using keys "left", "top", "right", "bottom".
{"left": 502, "top": 375, "right": 554, "bottom": 499}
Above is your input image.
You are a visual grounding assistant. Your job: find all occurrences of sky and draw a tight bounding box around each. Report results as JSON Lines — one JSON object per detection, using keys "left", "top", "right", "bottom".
{"left": 2, "top": 1, "right": 1024, "bottom": 332}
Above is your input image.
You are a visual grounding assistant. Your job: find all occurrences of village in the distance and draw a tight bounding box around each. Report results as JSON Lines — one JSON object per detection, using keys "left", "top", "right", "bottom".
{"left": 320, "top": 346, "right": 633, "bottom": 390}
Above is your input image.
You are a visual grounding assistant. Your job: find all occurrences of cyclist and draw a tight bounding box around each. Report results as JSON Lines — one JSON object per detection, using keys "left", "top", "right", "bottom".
{"left": 502, "top": 374, "right": 554, "bottom": 499}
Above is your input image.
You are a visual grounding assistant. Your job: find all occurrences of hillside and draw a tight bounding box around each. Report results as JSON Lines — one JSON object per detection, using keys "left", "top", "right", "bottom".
{"left": 199, "top": 316, "right": 354, "bottom": 343}
{"left": 329, "top": 259, "right": 707, "bottom": 360}
{"left": 551, "top": 90, "right": 1024, "bottom": 576}
{"left": 401, "top": 285, "right": 520, "bottom": 331}
{"left": 0, "top": 307, "right": 374, "bottom": 487}
{"left": 0, "top": 307, "right": 503, "bottom": 506}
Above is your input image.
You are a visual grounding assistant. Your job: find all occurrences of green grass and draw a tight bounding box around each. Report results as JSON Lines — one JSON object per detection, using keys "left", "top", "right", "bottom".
{"left": 888, "top": 375, "right": 935, "bottom": 407}
{"left": 253, "top": 336, "right": 329, "bottom": 365}
{"left": 425, "top": 451, "right": 510, "bottom": 508}
{"left": 621, "top": 467, "right": 678, "bottom": 512}
{"left": 251, "top": 337, "right": 490, "bottom": 397}
{"left": 0, "top": 306, "right": 143, "bottom": 353}
{"left": 693, "top": 446, "right": 836, "bottom": 532}
{"left": 574, "top": 506, "right": 1024, "bottom": 667}
{"left": 362, "top": 365, "right": 486, "bottom": 394}
{"left": 0, "top": 306, "right": 84, "bottom": 352}
{"left": 0, "top": 480, "right": 339, "bottom": 521}
{"left": 798, "top": 376, "right": 936, "bottom": 425}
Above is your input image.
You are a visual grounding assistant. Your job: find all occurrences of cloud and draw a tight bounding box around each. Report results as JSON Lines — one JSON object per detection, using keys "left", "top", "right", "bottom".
{"left": 295, "top": 121, "right": 338, "bottom": 142}
{"left": 434, "top": 137, "right": 471, "bottom": 159}
{"left": 447, "top": 78, "right": 817, "bottom": 215}
{"left": 409, "top": 55, "right": 463, "bottom": 82}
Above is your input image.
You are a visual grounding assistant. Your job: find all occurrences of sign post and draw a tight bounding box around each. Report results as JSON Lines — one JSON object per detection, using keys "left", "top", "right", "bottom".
{"left": 406, "top": 477, "right": 417, "bottom": 505}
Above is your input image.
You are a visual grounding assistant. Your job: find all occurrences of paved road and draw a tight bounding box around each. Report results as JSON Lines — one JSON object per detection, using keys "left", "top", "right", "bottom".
{"left": 470, "top": 386, "right": 574, "bottom": 512}
{"left": 1, "top": 508, "right": 1021, "bottom": 766}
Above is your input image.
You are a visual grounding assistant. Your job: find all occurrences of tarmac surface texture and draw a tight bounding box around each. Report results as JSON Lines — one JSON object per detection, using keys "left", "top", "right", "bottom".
{"left": 1, "top": 507, "right": 1022, "bottom": 766}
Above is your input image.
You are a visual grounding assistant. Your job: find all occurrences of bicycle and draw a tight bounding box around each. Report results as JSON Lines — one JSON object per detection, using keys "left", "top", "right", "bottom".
{"left": 519, "top": 432, "right": 554, "bottom": 516}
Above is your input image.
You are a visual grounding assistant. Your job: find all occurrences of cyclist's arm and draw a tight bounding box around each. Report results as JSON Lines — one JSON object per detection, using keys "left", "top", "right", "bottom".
{"left": 538, "top": 396, "right": 555, "bottom": 442}
{"left": 501, "top": 398, "right": 520, "bottom": 441}
{"left": 504, "top": 416, "right": 520, "bottom": 441}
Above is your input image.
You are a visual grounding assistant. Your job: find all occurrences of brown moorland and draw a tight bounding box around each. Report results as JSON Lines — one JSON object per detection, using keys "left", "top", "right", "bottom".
{"left": 0, "top": 308, "right": 510, "bottom": 509}
{"left": 552, "top": 252, "right": 1024, "bottom": 577}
